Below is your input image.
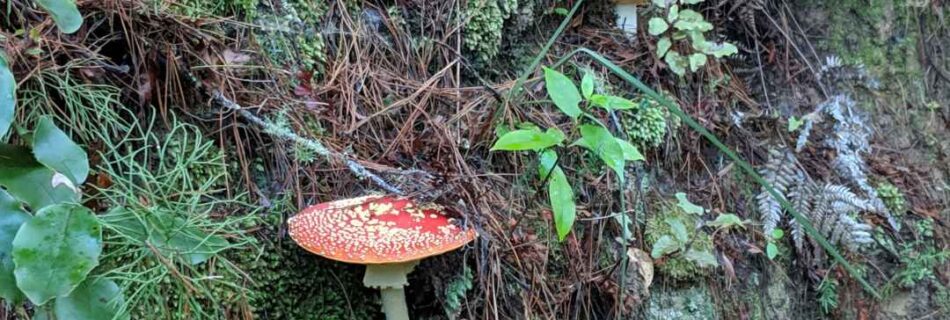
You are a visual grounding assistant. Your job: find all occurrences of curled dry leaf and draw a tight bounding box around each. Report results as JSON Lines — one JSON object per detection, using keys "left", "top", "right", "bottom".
{"left": 626, "top": 247, "right": 653, "bottom": 295}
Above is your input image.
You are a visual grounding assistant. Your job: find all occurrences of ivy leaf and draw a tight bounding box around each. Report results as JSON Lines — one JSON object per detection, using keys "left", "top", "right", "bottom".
{"left": 12, "top": 203, "right": 102, "bottom": 305}
{"left": 688, "top": 53, "right": 707, "bottom": 72}
{"left": 491, "top": 127, "right": 564, "bottom": 151}
{"left": 667, "top": 5, "right": 679, "bottom": 22}
{"left": 657, "top": 37, "right": 673, "bottom": 58}
{"left": 0, "top": 189, "right": 29, "bottom": 305}
{"left": 664, "top": 51, "right": 687, "bottom": 76}
{"left": 675, "top": 192, "right": 705, "bottom": 215}
{"left": 0, "top": 55, "right": 14, "bottom": 138}
{"left": 616, "top": 138, "right": 645, "bottom": 162}
{"left": 581, "top": 72, "right": 594, "bottom": 99}
{"left": 766, "top": 242, "right": 779, "bottom": 260}
{"left": 788, "top": 116, "right": 805, "bottom": 132}
{"left": 33, "top": 116, "right": 89, "bottom": 185}
{"left": 34, "top": 0, "right": 84, "bottom": 34}
{"left": 538, "top": 149, "right": 558, "bottom": 179}
{"left": 651, "top": 235, "right": 680, "bottom": 259}
{"left": 648, "top": 18, "right": 669, "bottom": 36}
{"left": 684, "top": 249, "right": 719, "bottom": 267}
{"left": 548, "top": 166, "right": 575, "bottom": 241}
{"left": 706, "top": 213, "right": 747, "bottom": 230}
{"left": 666, "top": 217, "right": 689, "bottom": 243}
{"left": 55, "top": 277, "right": 129, "bottom": 320}
{"left": 579, "top": 124, "right": 625, "bottom": 178}
{"left": 703, "top": 42, "right": 738, "bottom": 58}
{"left": 542, "top": 67, "right": 582, "bottom": 119}
{"left": 0, "top": 144, "right": 80, "bottom": 209}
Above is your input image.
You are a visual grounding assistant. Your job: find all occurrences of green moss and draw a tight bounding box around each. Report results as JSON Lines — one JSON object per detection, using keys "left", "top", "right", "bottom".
{"left": 876, "top": 182, "right": 906, "bottom": 215}
{"left": 254, "top": 0, "right": 331, "bottom": 77}
{"left": 644, "top": 204, "right": 714, "bottom": 281}
{"left": 622, "top": 98, "right": 668, "bottom": 148}
{"left": 463, "top": 0, "right": 520, "bottom": 62}
{"left": 172, "top": 0, "right": 259, "bottom": 19}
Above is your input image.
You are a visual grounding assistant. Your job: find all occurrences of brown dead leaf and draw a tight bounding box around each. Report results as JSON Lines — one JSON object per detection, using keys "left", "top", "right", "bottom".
{"left": 626, "top": 247, "right": 653, "bottom": 294}
{"left": 222, "top": 49, "right": 252, "bottom": 65}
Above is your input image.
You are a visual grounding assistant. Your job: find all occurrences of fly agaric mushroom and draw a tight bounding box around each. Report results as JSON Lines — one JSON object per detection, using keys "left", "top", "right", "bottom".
{"left": 288, "top": 195, "right": 476, "bottom": 320}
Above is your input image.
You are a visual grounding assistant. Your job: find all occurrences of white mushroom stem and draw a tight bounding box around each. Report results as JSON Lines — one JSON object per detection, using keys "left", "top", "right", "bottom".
{"left": 364, "top": 261, "right": 420, "bottom": 320}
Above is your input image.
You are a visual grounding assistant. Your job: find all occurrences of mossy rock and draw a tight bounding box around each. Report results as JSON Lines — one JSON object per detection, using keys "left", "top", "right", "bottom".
{"left": 643, "top": 205, "right": 715, "bottom": 282}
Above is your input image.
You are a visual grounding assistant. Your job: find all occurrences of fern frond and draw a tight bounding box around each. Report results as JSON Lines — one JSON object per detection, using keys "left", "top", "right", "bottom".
{"left": 756, "top": 148, "right": 803, "bottom": 235}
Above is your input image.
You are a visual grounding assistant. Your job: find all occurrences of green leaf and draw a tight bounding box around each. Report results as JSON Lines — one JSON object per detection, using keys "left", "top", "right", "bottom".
{"left": 657, "top": 37, "right": 673, "bottom": 58}
{"left": 589, "top": 94, "right": 637, "bottom": 110}
{"left": 680, "top": 0, "right": 705, "bottom": 4}
{"left": 579, "top": 124, "right": 625, "bottom": 178}
{"left": 766, "top": 242, "right": 779, "bottom": 260}
{"left": 688, "top": 53, "right": 707, "bottom": 72}
{"left": 616, "top": 138, "right": 645, "bottom": 162}
{"left": 684, "top": 249, "right": 718, "bottom": 267}
{"left": 55, "top": 277, "right": 128, "bottom": 320}
{"left": 542, "top": 67, "right": 582, "bottom": 119}
{"left": 648, "top": 18, "right": 669, "bottom": 36}
{"left": 0, "top": 144, "right": 80, "bottom": 209}
{"left": 491, "top": 128, "right": 564, "bottom": 151}
{"left": 0, "top": 189, "right": 29, "bottom": 305}
{"left": 703, "top": 42, "right": 738, "bottom": 58}
{"left": 706, "top": 213, "right": 747, "bottom": 230}
{"left": 0, "top": 55, "right": 14, "bottom": 138}
{"left": 665, "top": 217, "right": 689, "bottom": 243}
{"left": 12, "top": 203, "right": 102, "bottom": 305}
{"left": 651, "top": 235, "right": 679, "bottom": 259}
{"left": 34, "top": 0, "right": 84, "bottom": 34}
{"left": 33, "top": 116, "right": 89, "bottom": 185}
{"left": 771, "top": 228, "right": 784, "bottom": 240}
{"left": 675, "top": 192, "right": 705, "bottom": 215}
{"left": 548, "top": 166, "right": 575, "bottom": 241}
{"left": 667, "top": 5, "right": 680, "bottom": 22}
{"left": 581, "top": 72, "right": 594, "bottom": 99}
{"left": 788, "top": 116, "right": 805, "bottom": 132}
{"left": 652, "top": 0, "right": 673, "bottom": 8}
{"left": 538, "top": 149, "right": 558, "bottom": 179}
{"left": 553, "top": 7, "right": 569, "bottom": 16}
{"left": 664, "top": 51, "right": 687, "bottom": 76}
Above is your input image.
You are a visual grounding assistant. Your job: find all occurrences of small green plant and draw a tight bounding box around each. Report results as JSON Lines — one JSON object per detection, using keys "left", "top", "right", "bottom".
{"left": 621, "top": 98, "right": 668, "bottom": 148}
{"left": 817, "top": 274, "right": 839, "bottom": 314}
{"left": 875, "top": 182, "right": 906, "bottom": 214}
{"left": 491, "top": 67, "right": 645, "bottom": 240}
{"left": 766, "top": 228, "right": 784, "bottom": 260}
{"left": 443, "top": 266, "right": 474, "bottom": 319}
{"left": 893, "top": 244, "right": 949, "bottom": 289}
{"left": 649, "top": 193, "right": 718, "bottom": 266}
{"left": 647, "top": 0, "right": 738, "bottom": 76}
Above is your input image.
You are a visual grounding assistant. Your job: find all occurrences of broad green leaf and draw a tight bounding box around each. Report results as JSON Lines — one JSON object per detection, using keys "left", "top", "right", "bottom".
{"left": 34, "top": 0, "right": 84, "bottom": 34}
{"left": 766, "top": 242, "right": 779, "bottom": 260}
{"left": 675, "top": 192, "right": 705, "bottom": 215}
{"left": 648, "top": 18, "right": 669, "bottom": 36}
{"left": 684, "top": 249, "right": 718, "bottom": 267}
{"left": 538, "top": 149, "right": 558, "bottom": 179}
{"left": 651, "top": 235, "right": 679, "bottom": 259}
{"left": 771, "top": 228, "right": 784, "bottom": 240}
{"left": 665, "top": 217, "right": 689, "bottom": 243}
{"left": 652, "top": 0, "right": 673, "bottom": 8}
{"left": 616, "top": 138, "right": 645, "bottom": 162}
{"left": 542, "top": 67, "right": 582, "bottom": 119}
{"left": 579, "top": 124, "right": 625, "bottom": 178}
{"left": 33, "top": 116, "right": 89, "bottom": 185}
{"left": 589, "top": 95, "right": 637, "bottom": 110}
{"left": 491, "top": 128, "right": 564, "bottom": 151}
{"left": 788, "top": 116, "right": 805, "bottom": 132}
{"left": 667, "top": 5, "right": 679, "bottom": 22}
{"left": 581, "top": 72, "right": 594, "bottom": 99}
{"left": 55, "top": 278, "right": 128, "bottom": 320}
{"left": 664, "top": 51, "right": 687, "bottom": 76}
{"left": 12, "top": 203, "right": 102, "bottom": 305}
{"left": 703, "top": 42, "right": 738, "bottom": 58}
{"left": 688, "top": 53, "right": 707, "bottom": 72}
{"left": 0, "top": 189, "right": 29, "bottom": 305}
{"left": 706, "top": 213, "right": 747, "bottom": 230}
{"left": 548, "top": 166, "right": 575, "bottom": 241}
{"left": 0, "top": 144, "right": 80, "bottom": 209}
{"left": 0, "top": 55, "right": 13, "bottom": 138}
{"left": 657, "top": 37, "right": 673, "bottom": 58}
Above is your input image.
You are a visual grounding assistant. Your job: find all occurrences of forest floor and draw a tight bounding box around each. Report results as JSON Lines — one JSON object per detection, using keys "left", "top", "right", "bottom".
{"left": 0, "top": 0, "right": 948, "bottom": 319}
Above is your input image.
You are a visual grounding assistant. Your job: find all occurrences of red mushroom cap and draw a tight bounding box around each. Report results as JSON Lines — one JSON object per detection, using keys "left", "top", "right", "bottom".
{"left": 288, "top": 195, "right": 477, "bottom": 264}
